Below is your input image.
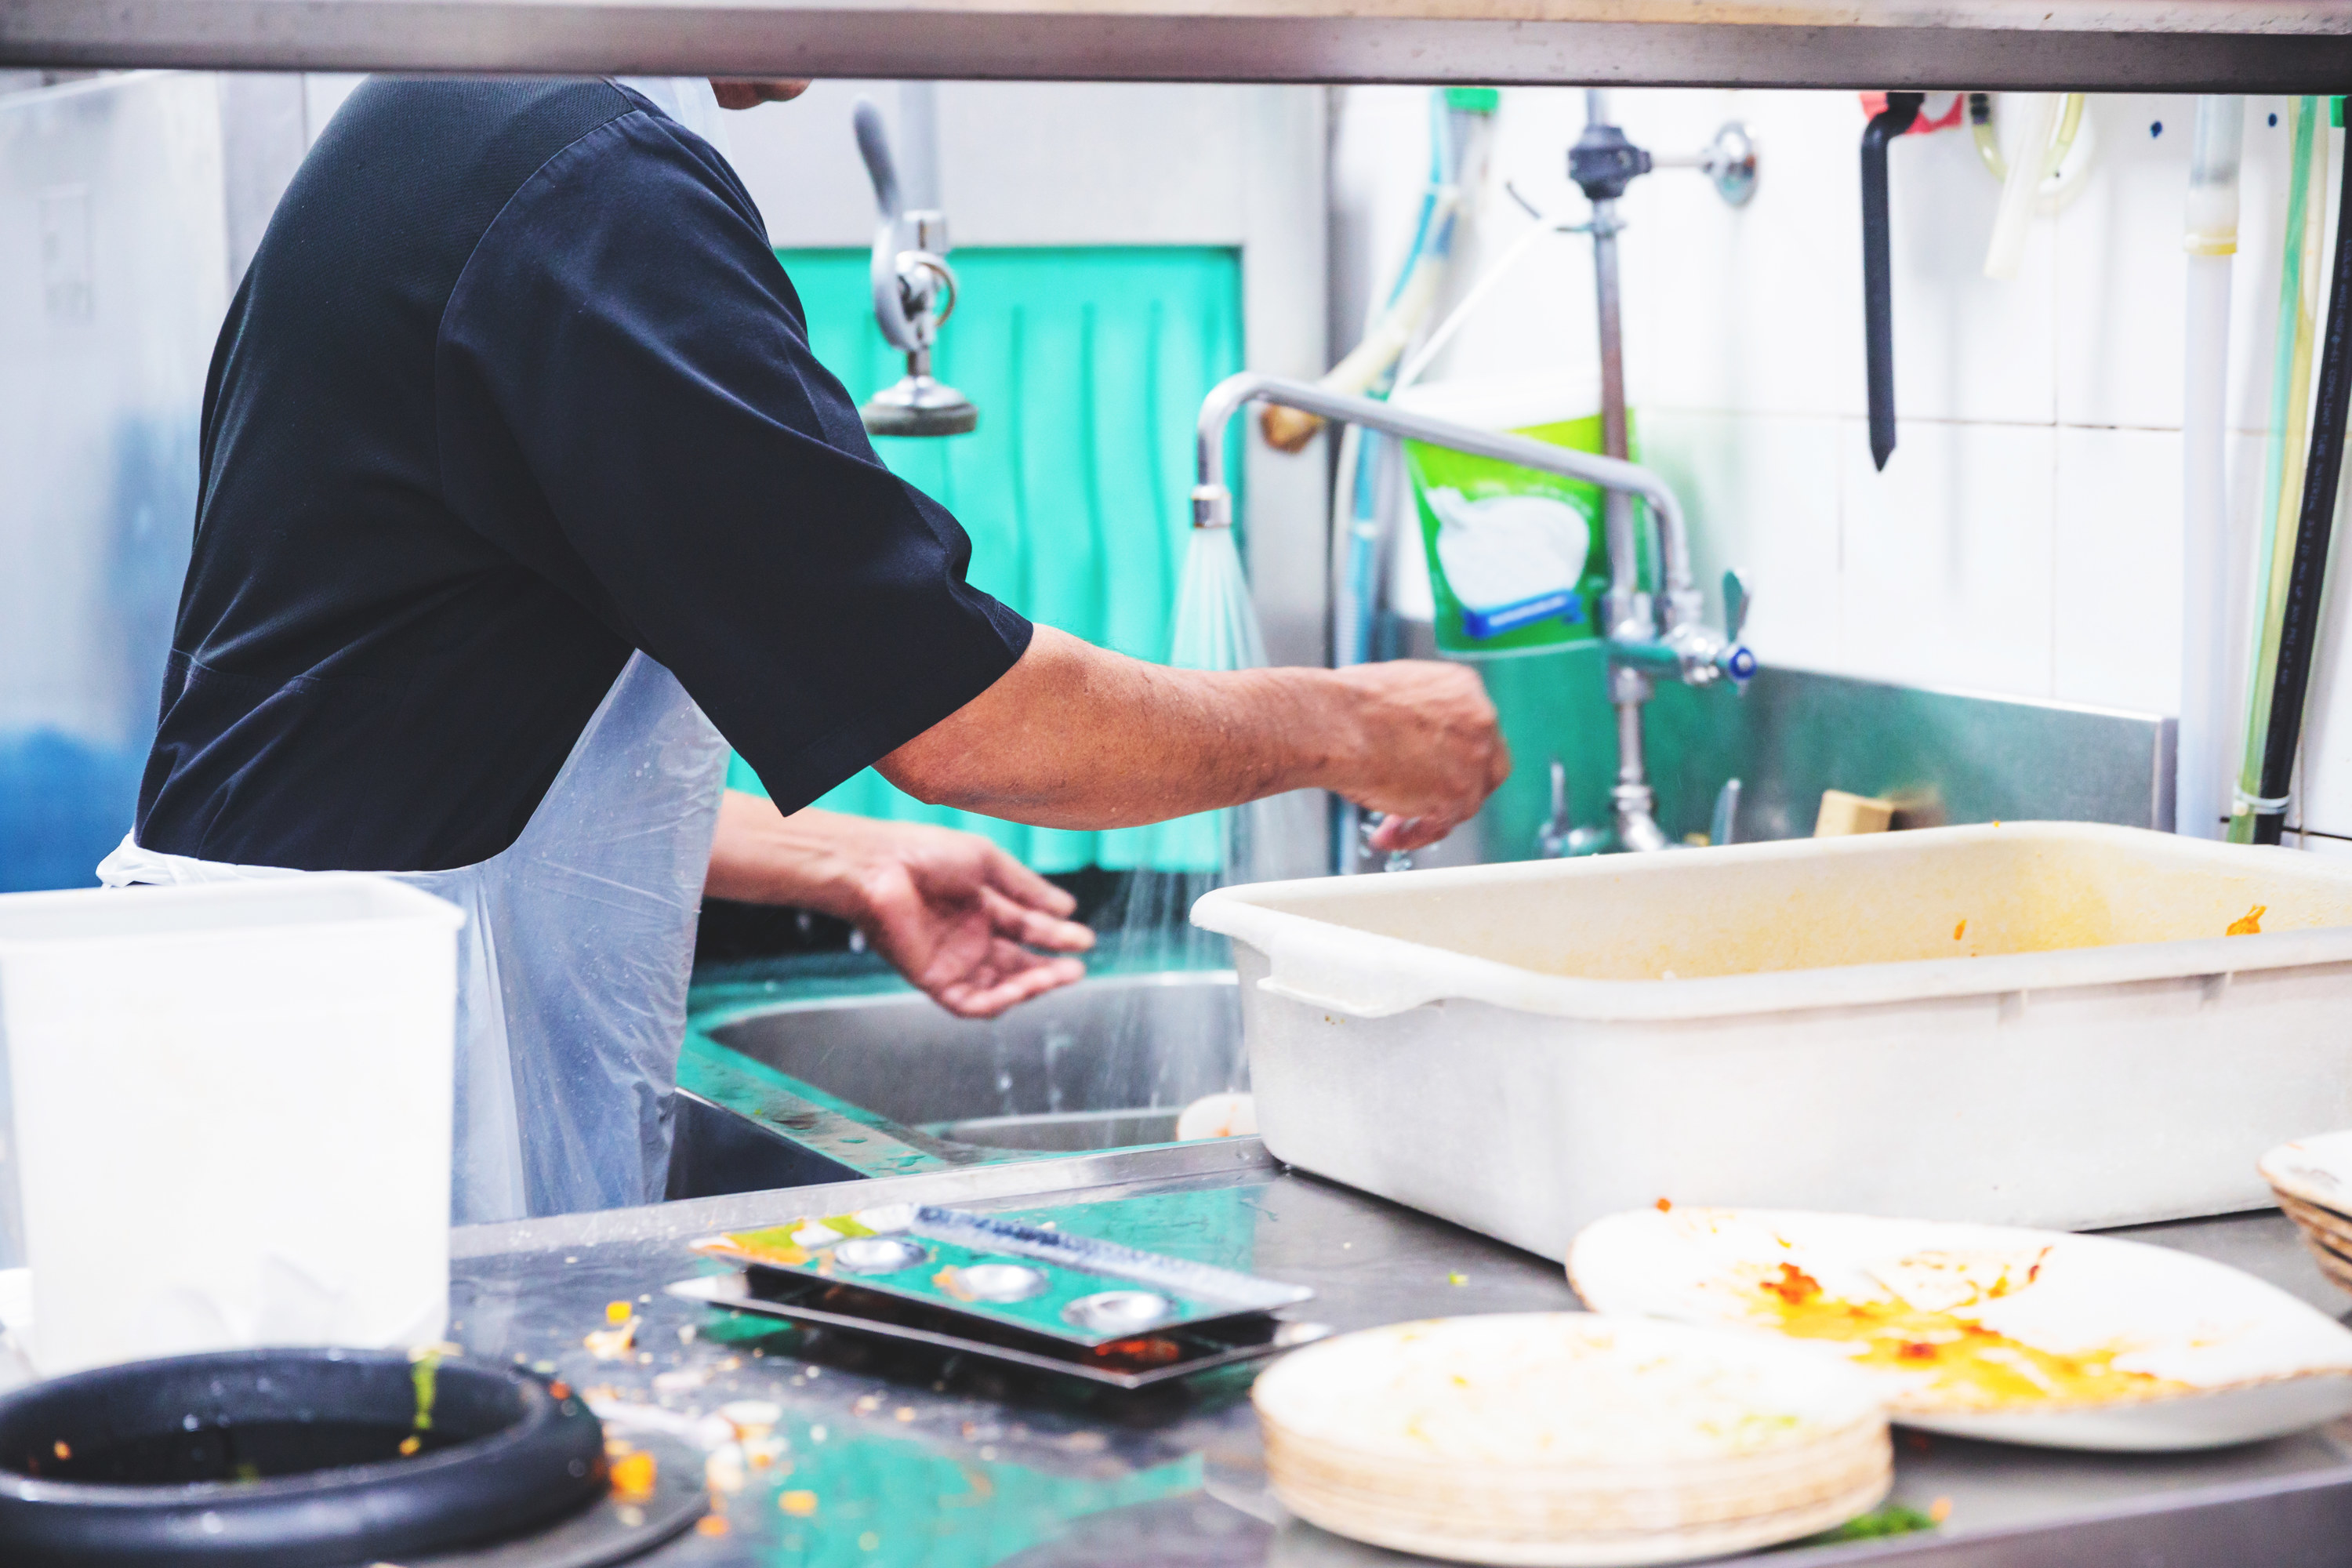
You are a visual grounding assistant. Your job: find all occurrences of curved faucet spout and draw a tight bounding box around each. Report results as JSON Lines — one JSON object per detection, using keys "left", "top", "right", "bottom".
{"left": 1193, "top": 373, "right": 1691, "bottom": 598}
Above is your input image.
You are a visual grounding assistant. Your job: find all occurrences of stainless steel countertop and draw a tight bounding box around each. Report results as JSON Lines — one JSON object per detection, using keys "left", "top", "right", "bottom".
{"left": 448, "top": 1141, "right": 2352, "bottom": 1566}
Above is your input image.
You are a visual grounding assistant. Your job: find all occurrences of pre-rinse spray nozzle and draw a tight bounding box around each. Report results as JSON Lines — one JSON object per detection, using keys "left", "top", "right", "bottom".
{"left": 853, "top": 97, "right": 977, "bottom": 438}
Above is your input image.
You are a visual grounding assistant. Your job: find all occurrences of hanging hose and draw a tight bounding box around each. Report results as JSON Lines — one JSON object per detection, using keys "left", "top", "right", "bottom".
{"left": 1861, "top": 93, "right": 1923, "bottom": 470}
{"left": 2231, "top": 97, "right": 2330, "bottom": 844}
{"left": 1324, "top": 89, "right": 1495, "bottom": 670}
{"left": 2249, "top": 108, "right": 2352, "bottom": 847}
{"left": 1969, "top": 92, "right": 2096, "bottom": 212}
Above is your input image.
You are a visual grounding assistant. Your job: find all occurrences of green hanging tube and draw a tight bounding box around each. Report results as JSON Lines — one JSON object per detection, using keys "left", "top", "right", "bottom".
{"left": 2230, "top": 97, "right": 2329, "bottom": 843}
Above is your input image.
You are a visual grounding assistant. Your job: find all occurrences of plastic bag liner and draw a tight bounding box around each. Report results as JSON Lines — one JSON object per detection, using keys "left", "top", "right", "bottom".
{"left": 99, "top": 654, "right": 728, "bottom": 1224}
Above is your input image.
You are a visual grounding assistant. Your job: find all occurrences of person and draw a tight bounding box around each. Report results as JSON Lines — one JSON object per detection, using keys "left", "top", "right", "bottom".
{"left": 103, "top": 74, "right": 1508, "bottom": 1224}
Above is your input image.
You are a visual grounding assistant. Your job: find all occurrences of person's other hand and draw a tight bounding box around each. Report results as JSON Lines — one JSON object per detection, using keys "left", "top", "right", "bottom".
{"left": 706, "top": 794, "right": 1093, "bottom": 1018}
{"left": 1330, "top": 660, "right": 1509, "bottom": 852}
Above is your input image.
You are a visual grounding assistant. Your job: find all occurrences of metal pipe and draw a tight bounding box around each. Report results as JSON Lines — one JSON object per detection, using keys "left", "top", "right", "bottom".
{"left": 1194, "top": 372, "right": 1690, "bottom": 583}
{"left": 1591, "top": 198, "right": 1641, "bottom": 628}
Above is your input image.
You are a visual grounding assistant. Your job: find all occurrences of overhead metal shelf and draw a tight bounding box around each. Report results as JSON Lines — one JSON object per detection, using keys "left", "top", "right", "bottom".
{"left": 2, "top": 0, "right": 2350, "bottom": 89}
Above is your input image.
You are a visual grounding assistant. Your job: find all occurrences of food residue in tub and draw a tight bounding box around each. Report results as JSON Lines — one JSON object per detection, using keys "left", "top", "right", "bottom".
{"left": 2228, "top": 904, "right": 2267, "bottom": 936}
{"left": 1953, "top": 920, "right": 1966, "bottom": 940}
{"left": 1733, "top": 1250, "right": 2190, "bottom": 1410}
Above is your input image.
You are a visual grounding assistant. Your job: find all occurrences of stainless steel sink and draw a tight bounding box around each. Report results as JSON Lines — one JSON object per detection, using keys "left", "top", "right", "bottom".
{"left": 670, "top": 966, "right": 1243, "bottom": 1198}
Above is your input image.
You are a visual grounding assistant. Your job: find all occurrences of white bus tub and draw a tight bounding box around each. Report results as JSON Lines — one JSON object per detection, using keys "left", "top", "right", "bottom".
{"left": 1191, "top": 822, "right": 2352, "bottom": 1261}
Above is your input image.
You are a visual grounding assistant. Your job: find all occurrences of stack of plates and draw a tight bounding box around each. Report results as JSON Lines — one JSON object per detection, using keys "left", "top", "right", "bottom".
{"left": 2261, "top": 1132, "right": 2352, "bottom": 1298}
{"left": 1253, "top": 1313, "right": 1889, "bottom": 1566}
{"left": 1570, "top": 1207, "right": 2352, "bottom": 1450}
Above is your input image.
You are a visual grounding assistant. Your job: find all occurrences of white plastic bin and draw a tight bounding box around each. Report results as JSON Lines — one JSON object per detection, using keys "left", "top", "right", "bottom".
{"left": 0, "top": 876, "right": 463, "bottom": 1374}
{"left": 1192, "top": 823, "right": 2352, "bottom": 1261}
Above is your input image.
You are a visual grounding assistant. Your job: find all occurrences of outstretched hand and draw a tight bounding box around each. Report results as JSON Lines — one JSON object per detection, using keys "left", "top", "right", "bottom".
{"left": 705, "top": 793, "right": 1093, "bottom": 1018}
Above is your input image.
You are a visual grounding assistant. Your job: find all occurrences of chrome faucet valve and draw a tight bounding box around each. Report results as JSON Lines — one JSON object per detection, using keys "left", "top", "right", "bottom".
{"left": 1570, "top": 120, "right": 1653, "bottom": 202}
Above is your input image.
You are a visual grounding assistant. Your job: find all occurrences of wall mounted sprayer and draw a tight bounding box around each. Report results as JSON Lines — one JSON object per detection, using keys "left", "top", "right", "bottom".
{"left": 852, "top": 94, "right": 976, "bottom": 437}
{"left": 1194, "top": 372, "right": 1756, "bottom": 856}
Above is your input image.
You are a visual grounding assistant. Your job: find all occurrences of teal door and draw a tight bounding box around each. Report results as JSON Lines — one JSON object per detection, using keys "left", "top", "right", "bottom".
{"left": 724, "top": 245, "right": 1245, "bottom": 875}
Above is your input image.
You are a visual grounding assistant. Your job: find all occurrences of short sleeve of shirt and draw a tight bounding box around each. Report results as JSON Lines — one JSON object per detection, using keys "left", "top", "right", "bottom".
{"left": 434, "top": 106, "right": 1030, "bottom": 811}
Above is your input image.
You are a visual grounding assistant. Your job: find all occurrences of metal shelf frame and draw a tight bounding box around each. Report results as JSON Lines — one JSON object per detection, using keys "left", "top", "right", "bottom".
{"left": 4, "top": 0, "right": 2351, "bottom": 89}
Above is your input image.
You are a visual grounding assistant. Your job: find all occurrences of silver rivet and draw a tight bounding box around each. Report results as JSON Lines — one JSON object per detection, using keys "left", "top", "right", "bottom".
{"left": 1062, "top": 1290, "right": 1172, "bottom": 1333}
{"left": 832, "top": 1237, "right": 928, "bottom": 1275}
{"left": 955, "top": 1264, "right": 1048, "bottom": 1302}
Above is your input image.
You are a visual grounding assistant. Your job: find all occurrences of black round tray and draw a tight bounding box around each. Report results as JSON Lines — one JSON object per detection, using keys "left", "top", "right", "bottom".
{"left": 0, "top": 1348, "right": 608, "bottom": 1567}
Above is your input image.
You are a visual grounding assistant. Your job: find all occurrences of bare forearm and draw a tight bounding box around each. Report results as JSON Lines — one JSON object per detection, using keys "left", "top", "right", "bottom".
{"left": 702, "top": 793, "right": 877, "bottom": 916}
{"left": 879, "top": 626, "right": 1503, "bottom": 838}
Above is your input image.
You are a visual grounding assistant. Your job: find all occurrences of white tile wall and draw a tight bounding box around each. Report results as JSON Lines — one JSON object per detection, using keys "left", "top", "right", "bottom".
{"left": 1333, "top": 87, "right": 2352, "bottom": 846}
{"left": 1643, "top": 408, "right": 1843, "bottom": 673}
{"left": 2052, "top": 425, "right": 2183, "bottom": 713}
{"left": 1839, "top": 418, "right": 2056, "bottom": 699}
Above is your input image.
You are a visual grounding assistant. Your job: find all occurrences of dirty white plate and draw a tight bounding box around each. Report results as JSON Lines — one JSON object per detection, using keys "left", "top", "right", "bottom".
{"left": 2261, "top": 1131, "right": 2352, "bottom": 1217}
{"left": 1570, "top": 1208, "right": 2352, "bottom": 1451}
{"left": 1254, "top": 1312, "right": 1890, "bottom": 1566}
{"left": 2260, "top": 1132, "right": 2352, "bottom": 1305}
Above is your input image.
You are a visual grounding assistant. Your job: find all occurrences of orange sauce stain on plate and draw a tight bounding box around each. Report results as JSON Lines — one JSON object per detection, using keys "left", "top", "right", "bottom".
{"left": 1739, "top": 1257, "right": 2190, "bottom": 1410}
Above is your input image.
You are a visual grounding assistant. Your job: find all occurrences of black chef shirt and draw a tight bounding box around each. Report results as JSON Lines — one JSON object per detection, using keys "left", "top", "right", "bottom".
{"left": 136, "top": 78, "right": 1030, "bottom": 872}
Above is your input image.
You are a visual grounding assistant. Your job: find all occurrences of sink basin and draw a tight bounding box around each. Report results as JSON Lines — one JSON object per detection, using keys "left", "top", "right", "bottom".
{"left": 670, "top": 966, "right": 1243, "bottom": 1197}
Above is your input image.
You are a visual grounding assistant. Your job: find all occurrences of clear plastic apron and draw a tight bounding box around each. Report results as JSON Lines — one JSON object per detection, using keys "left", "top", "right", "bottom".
{"left": 99, "top": 654, "right": 729, "bottom": 1225}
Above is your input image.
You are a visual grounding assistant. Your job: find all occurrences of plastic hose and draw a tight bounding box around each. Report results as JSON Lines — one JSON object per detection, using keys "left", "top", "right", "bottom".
{"left": 1326, "top": 90, "right": 1491, "bottom": 670}
{"left": 2231, "top": 98, "right": 2330, "bottom": 843}
{"left": 1970, "top": 92, "right": 2094, "bottom": 212}
{"left": 2180, "top": 96, "right": 2245, "bottom": 840}
{"left": 2251, "top": 115, "right": 2352, "bottom": 847}
{"left": 1984, "top": 93, "right": 2062, "bottom": 280}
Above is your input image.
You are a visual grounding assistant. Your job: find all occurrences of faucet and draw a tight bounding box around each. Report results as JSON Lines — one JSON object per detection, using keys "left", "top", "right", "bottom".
{"left": 1192, "top": 370, "right": 1755, "bottom": 855}
{"left": 851, "top": 95, "right": 977, "bottom": 437}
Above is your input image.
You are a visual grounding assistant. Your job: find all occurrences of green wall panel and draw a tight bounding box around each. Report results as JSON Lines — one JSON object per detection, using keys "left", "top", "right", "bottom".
{"left": 725, "top": 245, "right": 1244, "bottom": 874}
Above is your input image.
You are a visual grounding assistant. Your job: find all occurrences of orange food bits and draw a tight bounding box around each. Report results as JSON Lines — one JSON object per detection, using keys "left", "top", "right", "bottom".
{"left": 1764, "top": 1262, "right": 1824, "bottom": 1305}
{"left": 696, "top": 1514, "right": 732, "bottom": 1537}
{"left": 1929, "top": 1496, "right": 1954, "bottom": 1523}
{"left": 1952, "top": 919, "right": 1966, "bottom": 940}
{"left": 610, "top": 1450, "right": 659, "bottom": 1501}
{"left": 605, "top": 1300, "right": 633, "bottom": 1326}
{"left": 1654, "top": 1197, "right": 1673, "bottom": 1213}
{"left": 51, "top": 1441, "right": 69, "bottom": 1461}
{"left": 2227, "top": 904, "right": 2267, "bottom": 936}
{"left": 1896, "top": 1341, "right": 1939, "bottom": 1362}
